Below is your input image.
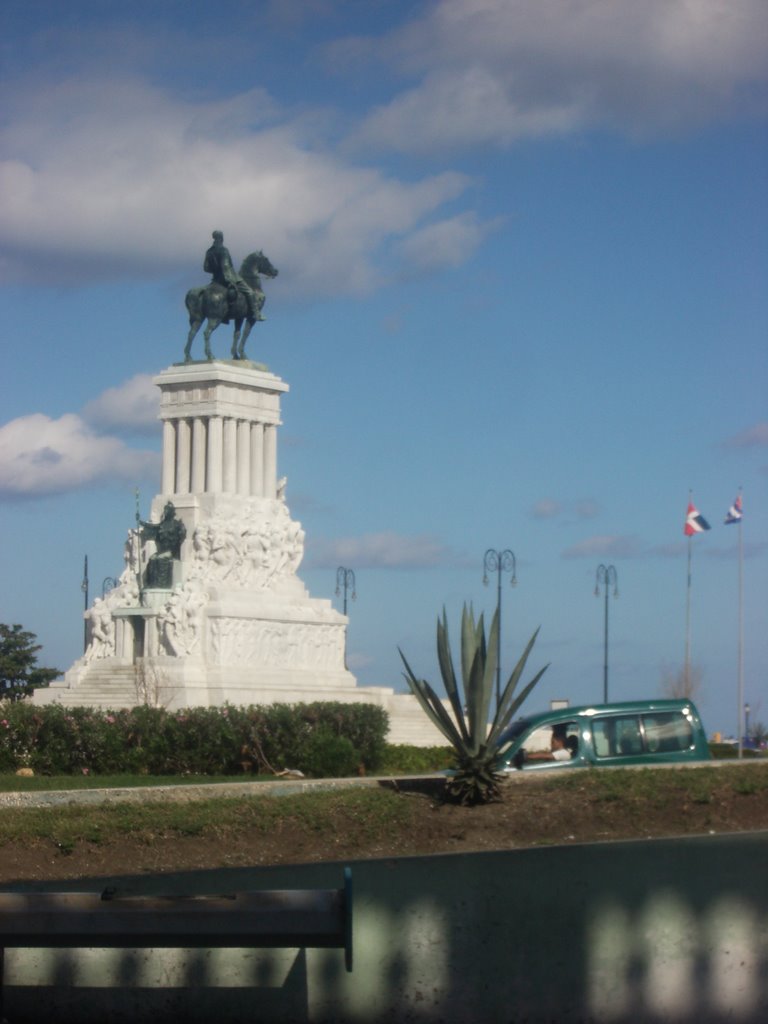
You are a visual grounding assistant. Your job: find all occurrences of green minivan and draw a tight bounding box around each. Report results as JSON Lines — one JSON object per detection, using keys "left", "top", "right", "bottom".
{"left": 497, "top": 699, "right": 711, "bottom": 772}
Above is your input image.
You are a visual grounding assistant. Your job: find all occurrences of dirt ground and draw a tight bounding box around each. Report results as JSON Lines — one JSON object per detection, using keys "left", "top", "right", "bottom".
{"left": 2, "top": 770, "right": 767, "bottom": 884}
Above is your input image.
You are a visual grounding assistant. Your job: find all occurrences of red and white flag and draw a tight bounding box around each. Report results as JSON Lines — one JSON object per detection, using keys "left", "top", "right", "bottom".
{"left": 684, "top": 502, "right": 711, "bottom": 536}
{"left": 724, "top": 495, "right": 743, "bottom": 525}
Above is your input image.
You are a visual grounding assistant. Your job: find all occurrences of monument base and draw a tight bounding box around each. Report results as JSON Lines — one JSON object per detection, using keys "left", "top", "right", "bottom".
{"left": 32, "top": 360, "right": 448, "bottom": 744}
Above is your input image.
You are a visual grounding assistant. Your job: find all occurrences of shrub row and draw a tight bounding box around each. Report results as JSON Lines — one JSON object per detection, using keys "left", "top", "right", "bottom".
{"left": 379, "top": 744, "right": 454, "bottom": 774}
{"left": 0, "top": 701, "right": 389, "bottom": 778}
{"left": 709, "top": 743, "right": 764, "bottom": 760}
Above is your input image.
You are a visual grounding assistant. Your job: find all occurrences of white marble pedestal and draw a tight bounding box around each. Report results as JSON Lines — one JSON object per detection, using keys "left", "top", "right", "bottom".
{"left": 34, "top": 361, "right": 446, "bottom": 744}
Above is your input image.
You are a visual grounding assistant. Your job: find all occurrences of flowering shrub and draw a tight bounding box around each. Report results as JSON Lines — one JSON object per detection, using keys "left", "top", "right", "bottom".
{"left": 0, "top": 700, "right": 389, "bottom": 777}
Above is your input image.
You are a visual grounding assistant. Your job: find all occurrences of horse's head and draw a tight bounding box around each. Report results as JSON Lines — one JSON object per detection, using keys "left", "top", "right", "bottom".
{"left": 241, "top": 250, "right": 279, "bottom": 282}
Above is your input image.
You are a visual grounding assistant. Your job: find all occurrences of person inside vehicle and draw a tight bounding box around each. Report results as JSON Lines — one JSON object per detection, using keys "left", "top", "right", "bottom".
{"left": 517, "top": 724, "right": 575, "bottom": 765}
{"left": 565, "top": 735, "right": 579, "bottom": 758}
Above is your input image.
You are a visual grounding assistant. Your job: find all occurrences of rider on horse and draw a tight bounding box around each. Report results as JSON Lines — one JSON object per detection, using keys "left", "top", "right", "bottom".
{"left": 204, "top": 231, "right": 262, "bottom": 322}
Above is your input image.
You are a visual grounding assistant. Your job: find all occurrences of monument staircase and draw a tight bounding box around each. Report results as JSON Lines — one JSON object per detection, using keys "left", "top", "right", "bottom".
{"left": 41, "top": 665, "right": 139, "bottom": 710}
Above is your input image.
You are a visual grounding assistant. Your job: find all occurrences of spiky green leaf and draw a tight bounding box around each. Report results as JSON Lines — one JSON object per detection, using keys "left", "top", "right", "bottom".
{"left": 436, "top": 609, "right": 470, "bottom": 743}
{"left": 487, "top": 663, "right": 549, "bottom": 749}
{"left": 399, "top": 649, "right": 467, "bottom": 751}
{"left": 460, "top": 603, "right": 477, "bottom": 689}
{"left": 493, "top": 627, "right": 541, "bottom": 725}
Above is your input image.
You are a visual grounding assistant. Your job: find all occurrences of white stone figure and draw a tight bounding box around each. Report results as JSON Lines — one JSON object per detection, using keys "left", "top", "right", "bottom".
{"left": 158, "top": 584, "right": 208, "bottom": 657}
{"left": 185, "top": 585, "right": 206, "bottom": 653}
{"left": 159, "top": 592, "right": 185, "bottom": 656}
{"left": 210, "top": 522, "right": 240, "bottom": 579}
{"left": 123, "top": 528, "right": 141, "bottom": 575}
{"left": 83, "top": 598, "right": 115, "bottom": 662}
{"left": 238, "top": 525, "right": 268, "bottom": 586}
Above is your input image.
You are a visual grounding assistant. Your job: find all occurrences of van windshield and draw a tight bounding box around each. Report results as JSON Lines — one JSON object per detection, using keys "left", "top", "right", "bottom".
{"left": 498, "top": 716, "right": 536, "bottom": 748}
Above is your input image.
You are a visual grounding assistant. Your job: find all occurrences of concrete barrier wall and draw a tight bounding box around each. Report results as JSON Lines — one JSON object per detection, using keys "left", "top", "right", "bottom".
{"left": 4, "top": 832, "right": 768, "bottom": 1023}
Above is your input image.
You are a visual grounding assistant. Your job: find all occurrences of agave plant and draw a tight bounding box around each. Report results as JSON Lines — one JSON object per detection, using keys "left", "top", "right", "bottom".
{"left": 399, "top": 605, "right": 549, "bottom": 805}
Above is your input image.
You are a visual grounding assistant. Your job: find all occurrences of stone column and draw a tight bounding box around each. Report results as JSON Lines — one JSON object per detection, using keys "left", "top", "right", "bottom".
{"left": 223, "top": 417, "right": 238, "bottom": 493}
{"left": 191, "top": 418, "right": 207, "bottom": 493}
{"left": 162, "top": 421, "right": 176, "bottom": 494}
{"left": 263, "top": 424, "right": 277, "bottom": 499}
{"left": 207, "top": 416, "right": 223, "bottom": 493}
{"left": 114, "top": 618, "right": 124, "bottom": 659}
{"left": 237, "top": 419, "right": 251, "bottom": 495}
{"left": 176, "top": 418, "right": 192, "bottom": 494}
{"left": 145, "top": 615, "right": 158, "bottom": 658}
{"left": 250, "top": 422, "right": 264, "bottom": 497}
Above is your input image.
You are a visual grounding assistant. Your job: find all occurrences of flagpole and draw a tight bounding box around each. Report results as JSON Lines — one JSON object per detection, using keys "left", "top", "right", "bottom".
{"left": 685, "top": 534, "right": 692, "bottom": 697}
{"left": 737, "top": 487, "right": 744, "bottom": 759}
{"left": 684, "top": 489, "right": 694, "bottom": 697}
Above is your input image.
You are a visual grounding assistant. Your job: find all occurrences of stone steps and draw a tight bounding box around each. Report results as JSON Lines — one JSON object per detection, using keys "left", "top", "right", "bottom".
{"left": 40, "top": 667, "right": 139, "bottom": 710}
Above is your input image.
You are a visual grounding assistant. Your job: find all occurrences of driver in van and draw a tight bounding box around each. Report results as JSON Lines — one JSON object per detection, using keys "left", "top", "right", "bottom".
{"left": 523, "top": 724, "right": 574, "bottom": 762}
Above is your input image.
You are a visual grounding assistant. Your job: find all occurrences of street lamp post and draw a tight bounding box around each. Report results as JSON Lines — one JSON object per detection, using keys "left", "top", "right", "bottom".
{"left": 745, "top": 703, "right": 751, "bottom": 744}
{"left": 483, "top": 549, "right": 517, "bottom": 710}
{"left": 594, "top": 564, "right": 618, "bottom": 704}
{"left": 335, "top": 567, "right": 356, "bottom": 616}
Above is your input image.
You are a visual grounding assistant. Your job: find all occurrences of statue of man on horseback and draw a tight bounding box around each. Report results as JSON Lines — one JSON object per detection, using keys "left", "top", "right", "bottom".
{"left": 184, "top": 231, "right": 278, "bottom": 363}
{"left": 204, "top": 231, "right": 261, "bottom": 323}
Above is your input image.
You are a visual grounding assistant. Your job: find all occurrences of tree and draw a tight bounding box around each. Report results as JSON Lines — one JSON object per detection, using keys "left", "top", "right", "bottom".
{"left": 660, "top": 662, "right": 704, "bottom": 701}
{"left": 0, "top": 624, "right": 60, "bottom": 701}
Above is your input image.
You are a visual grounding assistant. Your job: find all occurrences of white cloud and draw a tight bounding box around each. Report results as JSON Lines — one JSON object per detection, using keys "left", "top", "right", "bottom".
{"left": 0, "top": 413, "right": 159, "bottom": 498}
{"left": 354, "top": 68, "right": 584, "bottom": 153}
{"left": 2, "top": 3, "right": 764, "bottom": 288}
{"left": 82, "top": 374, "right": 159, "bottom": 435}
{"left": 350, "top": 0, "right": 768, "bottom": 152}
{"left": 531, "top": 498, "right": 563, "bottom": 519}
{"left": 397, "top": 212, "right": 501, "bottom": 271}
{"left": 530, "top": 497, "right": 600, "bottom": 521}
{"left": 306, "top": 531, "right": 453, "bottom": 568}
{"left": 345, "top": 651, "right": 376, "bottom": 673}
{"left": 722, "top": 421, "right": 768, "bottom": 449}
{"left": 704, "top": 540, "right": 767, "bottom": 560}
{"left": 0, "top": 76, "right": 481, "bottom": 289}
{"left": 561, "top": 534, "right": 643, "bottom": 559}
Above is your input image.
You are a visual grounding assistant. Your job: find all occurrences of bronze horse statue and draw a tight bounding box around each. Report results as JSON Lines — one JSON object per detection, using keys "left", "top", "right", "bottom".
{"left": 184, "top": 251, "right": 278, "bottom": 362}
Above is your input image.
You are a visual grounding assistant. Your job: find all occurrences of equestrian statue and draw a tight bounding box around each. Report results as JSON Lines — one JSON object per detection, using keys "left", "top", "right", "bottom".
{"left": 184, "top": 231, "right": 278, "bottom": 362}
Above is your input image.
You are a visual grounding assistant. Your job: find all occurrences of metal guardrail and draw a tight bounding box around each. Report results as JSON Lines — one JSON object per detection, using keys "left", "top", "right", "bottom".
{"left": 0, "top": 868, "right": 352, "bottom": 1010}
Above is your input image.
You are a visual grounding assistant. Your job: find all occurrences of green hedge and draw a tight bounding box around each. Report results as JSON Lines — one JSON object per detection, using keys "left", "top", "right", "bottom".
{"left": 709, "top": 742, "right": 764, "bottom": 760}
{"left": 379, "top": 744, "right": 454, "bottom": 773}
{"left": 0, "top": 701, "right": 388, "bottom": 778}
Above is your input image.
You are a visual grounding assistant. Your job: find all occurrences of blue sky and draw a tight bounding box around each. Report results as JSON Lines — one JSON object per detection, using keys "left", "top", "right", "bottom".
{"left": 1, "top": 1, "right": 766, "bottom": 737}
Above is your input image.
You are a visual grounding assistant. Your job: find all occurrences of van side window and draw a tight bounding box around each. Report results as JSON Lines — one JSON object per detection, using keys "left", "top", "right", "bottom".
{"left": 642, "top": 712, "right": 694, "bottom": 753}
{"left": 520, "top": 721, "right": 580, "bottom": 765}
{"left": 592, "top": 716, "right": 643, "bottom": 758}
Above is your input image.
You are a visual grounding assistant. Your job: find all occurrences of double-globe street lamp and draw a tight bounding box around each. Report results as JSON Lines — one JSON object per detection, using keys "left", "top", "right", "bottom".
{"left": 335, "top": 567, "right": 357, "bottom": 616}
{"left": 594, "top": 564, "right": 619, "bottom": 704}
{"left": 483, "top": 549, "right": 517, "bottom": 710}
{"left": 335, "top": 567, "right": 356, "bottom": 671}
